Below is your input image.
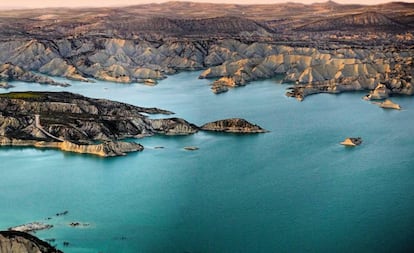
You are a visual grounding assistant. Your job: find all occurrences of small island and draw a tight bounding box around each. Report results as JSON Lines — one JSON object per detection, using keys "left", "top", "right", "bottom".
{"left": 201, "top": 118, "right": 268, "bottom": 133}
{"left": 184, "top": 146, "right": 199, "bottom": 151}
{"left": 340, "top": 137, "right": 363, "bottom": 146}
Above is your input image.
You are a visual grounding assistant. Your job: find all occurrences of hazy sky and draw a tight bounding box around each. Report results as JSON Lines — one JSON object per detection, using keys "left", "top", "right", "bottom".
{"left": 1, "top": 0, "right": 413, "bottom": 9}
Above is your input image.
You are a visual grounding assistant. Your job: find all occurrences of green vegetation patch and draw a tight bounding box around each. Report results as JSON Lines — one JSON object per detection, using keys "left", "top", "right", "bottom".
{"left": 0, "top": 92, "right": 44, "bottom": 99}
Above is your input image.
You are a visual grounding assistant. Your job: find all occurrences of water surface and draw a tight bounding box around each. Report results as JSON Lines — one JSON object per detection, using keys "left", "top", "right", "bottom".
{"left": 1, "top": 72, "right": 414, "bottom": 253}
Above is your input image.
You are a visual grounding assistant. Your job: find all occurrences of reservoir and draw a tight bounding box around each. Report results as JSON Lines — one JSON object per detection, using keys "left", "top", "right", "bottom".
{"left": 1, "top": 71, "right": 414, "bottom": 253}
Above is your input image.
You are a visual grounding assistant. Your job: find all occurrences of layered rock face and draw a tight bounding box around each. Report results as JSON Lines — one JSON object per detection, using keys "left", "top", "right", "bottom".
{"left": 0, "top": 231, "right": 62, "bottom": 253}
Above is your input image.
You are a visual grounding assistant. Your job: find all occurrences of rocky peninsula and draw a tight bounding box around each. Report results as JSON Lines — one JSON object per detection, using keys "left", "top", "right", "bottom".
{"left": 0, "top": 231, "right": 62, "bottom": 253}
{"left": 0, "top": 91, "right": 266, "bottom": 156}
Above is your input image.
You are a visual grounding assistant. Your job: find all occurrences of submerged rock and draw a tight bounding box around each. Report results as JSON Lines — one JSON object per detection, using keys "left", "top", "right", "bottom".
{"left": 0, "top": 231, "right": 62, "bottom": 253}
{"left": 56, "top": 211, "right": 69, "bottom": 216}
{"left": 184, "top": 146, "right": 199, "bottom": 151}
{"left": 68, "top": 222, "right": 90, "bottom": 227}
{"left": 201, "top": 118, "right": 268, "bottom": 133}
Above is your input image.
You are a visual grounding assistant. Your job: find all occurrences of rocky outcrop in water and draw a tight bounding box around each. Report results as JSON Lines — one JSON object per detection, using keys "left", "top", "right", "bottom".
{"left": 201, "top": 118, "right": 268, "bottom": 133}
{"left": 373, "top": 99, "right": 401, "bottom": 110}
{"left": 0, "top": 231, "right": 62, "bottom": 253}
{"left": 340, "top": 137, "right": 362, "bottom": 146}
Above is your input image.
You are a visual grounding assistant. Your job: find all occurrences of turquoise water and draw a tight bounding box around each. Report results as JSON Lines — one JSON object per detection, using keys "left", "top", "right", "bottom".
{"left": 1, "top": 72, "right": 414, "bottom": 253}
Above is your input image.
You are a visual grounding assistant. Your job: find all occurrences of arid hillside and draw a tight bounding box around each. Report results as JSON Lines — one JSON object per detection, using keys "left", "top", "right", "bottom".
{"left": 0, "top": 1, "right": 413, "bottom": 41}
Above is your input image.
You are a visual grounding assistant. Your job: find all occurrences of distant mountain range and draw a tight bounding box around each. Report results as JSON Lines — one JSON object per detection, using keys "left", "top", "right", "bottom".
{"left": 297, "top": 11, "right": 408, "bottom": 31}
{"left": 0, "top": 1, "right": 412, "bottom": 39}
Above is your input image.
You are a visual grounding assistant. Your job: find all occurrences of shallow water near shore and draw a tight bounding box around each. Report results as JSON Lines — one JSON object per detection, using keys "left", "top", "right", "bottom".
{"left": 1, "top": 71, "right": 414, "bottom": 253}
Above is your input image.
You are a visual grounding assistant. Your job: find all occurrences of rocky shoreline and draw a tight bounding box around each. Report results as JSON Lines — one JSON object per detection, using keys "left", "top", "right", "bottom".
{"left": 0, "top": 37, "right": 411, "bottom": 102}
{"left": 0, "top": 91, "right": 267, "bottom": 157}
